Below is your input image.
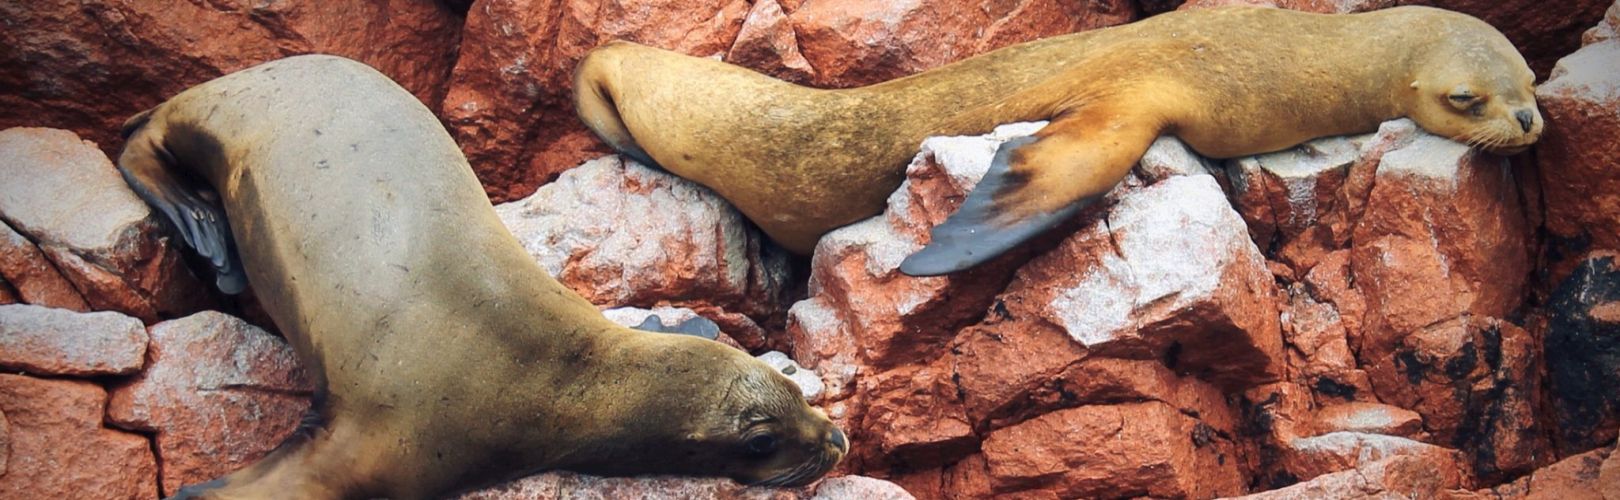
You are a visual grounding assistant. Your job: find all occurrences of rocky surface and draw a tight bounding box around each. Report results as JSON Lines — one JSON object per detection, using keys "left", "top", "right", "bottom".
{"left": 0, "top": 304, "right": 146, "bottom": 376}
{"left": 0, "top": 127, "right": 214, "bottom": 322}
{"left": 4, "top": 3, "right": 1620, "bottom": 499}
{"left": 0, "top": 0, "right": 464, "bottom": 163}
{"left": 460, "top": 473, "right": 915, "bottom": 500}
{"left": 496, "top": 156, "right": 791, "bottom": 332}
{"left": 106, "top": 312, "right": 312, "bottom": 497}
{"left": 0, "top": 374, "right": 158, "bottom": 499}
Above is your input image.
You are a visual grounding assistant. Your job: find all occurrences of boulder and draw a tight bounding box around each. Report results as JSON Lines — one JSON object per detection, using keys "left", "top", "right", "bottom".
{"left": 0, "top": 374, "right": 158, "bottom": 499}
{"left": 1536, "top": 38, "right": 1620, "bottom": 283}
{"left": 106, "top": 312, "right": 312, "bottom": 496}
{"left": 458, "top": 471, "right": 914, "bottom": 500}
{"left": 0, "top": 0, "right": 463, "bottom": 163}
{"left": 495, "top": 157, "right": 790, "bottom": 329}
{"left": 0, "top": 221, "right": 89, "bottom": 311}
{"left": 0, "top": 127, "right": 214, "bottom": 322}
{"left": 0, "top": 304, "right": 146, "bottom": 376}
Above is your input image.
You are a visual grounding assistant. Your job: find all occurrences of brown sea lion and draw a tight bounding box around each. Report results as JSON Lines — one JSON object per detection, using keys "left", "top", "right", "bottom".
{"left": 116, "top": 54, "right": 846, "bottom": 499}
{"left": 572, "top": 6, "right": 1542, "bottom": 275}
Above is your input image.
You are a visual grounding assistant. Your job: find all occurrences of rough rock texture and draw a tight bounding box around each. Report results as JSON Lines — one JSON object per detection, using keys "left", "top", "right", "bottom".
{"left": 0, "top": 304, "right": 146, "bottom": 376}
{"left": 460, "top": 472, "right": 914, "bottom": 500}
{"left": 0, "top": 127, "right": 214, "bottom": 322}
{"left": 1536, "top": 38, "right": 1620, "bottom": 284}
{"left": 496, "top": 156, "right": 790, "bottom": 335}
{"left": 6, "top": 3, "right": 1620, "bottom": 498}
{"left": 1585, "top": 1, "right": 1620, "bottom": 45}
{"left": 1179, "top": 0, "right": 1610, "bottom": 78}
{"left": 1233, "top": 454, "right": 1465, "bottom": 499}
{"left": 0, "top": 0, "right": 464, "bottom": 162}
{"left": 0, "top": 221, "right": 89, "bottom": 311}
{"left": 106, "top": 312, "right": 312, "bottom": 497}
{"left": 0, "top": 374, "right": 158, "bottom": 499}
{"left": 789, "top": 124, "right": 1261, "bottom": 498}
{"left": 1450, "top": 438, "right": 1618, "bottom": 499}
{"left": 444, "top": 0, "right": 1135, "bottom": 202}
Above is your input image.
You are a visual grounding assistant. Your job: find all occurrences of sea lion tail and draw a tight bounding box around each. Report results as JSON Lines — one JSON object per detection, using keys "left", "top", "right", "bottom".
{"left": 116, "top": 115, "right": 249, "bottom": 294}
{"left": 900, "top": 110, "right": 1157, "bottom": 276}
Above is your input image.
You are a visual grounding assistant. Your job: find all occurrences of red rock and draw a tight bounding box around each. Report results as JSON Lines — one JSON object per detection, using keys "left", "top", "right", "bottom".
{"left": 786, "top": 123, "right": 1051, "bottom": 379}
{"left": 0, "top": 127, "right": 215, "bottom": 322}
{"left": 0, "top": 0, "right": 462, "bottom": 163}
{"left": 1311, "top": 402, "right": 1424, "bottom": 438}
{"left": 1584, "top": 1, "right": 1619, "bottom": 45}
{"left": 0, "top": 374, "right": 158, "bottom": 499}
{"left": 788, "top": 0, "right": 1135, "bottom": 88}
{"left": 1235, "top": 454, "right": 1464, "bottom": 499}
{"left": 855, "top": 358, "right": 976, "bottom": 469}
{"left": 1227, "top": 135, "right": 1367, "bottom": 275}
{"left": 726, "top": 0, "right": 816, "bottom": 82}
{"left": 442, "top": 0, "right": 750, "bottom": 202}
{"left": 1279, "top": 284, "right": 1376, "bottom": 405}
{"left": 979, "top": 402, "right": 1244, "bottom": 498}
{"left": 991, "top": 173, "right": 1284, "bottom": 390}
{"left": 1281, "top": 432, "right": 1461, "bottom": 482}
{"left": 1456, "top": 438, "right": 1615, "bottom": 499}
{"left": 106, "top": 311, "right": 312, "bottom": 496}
{"left": 950, "top": 320, "right": 1089, "bottom": 428}
{"left": 1363, "top": 317, "right": 1549, "bottom": 481}
{"left": 0, "top": 279, "right": 15, "bottom": 305}
{"left": 0, "top": 304, "right": 146, "bottom": 376}
{"left": 0, "top": 221, "right": 89, "bottom": 311}
{"left": 1537, "top": 39, "right": 1620, "bottom": 282}
{"left": 457, "top": 471, "right": 914, "bottom": 499}
{"left": 495, "top": 156, "right": 790, "bottom": 322}
{"left": 1349, "top": 122, "right": 1530, "bottom": 327}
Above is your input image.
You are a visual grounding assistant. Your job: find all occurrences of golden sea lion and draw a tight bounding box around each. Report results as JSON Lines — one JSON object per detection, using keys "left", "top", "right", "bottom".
{"left": 117, "top": 54, "right": 845, "bottom": 499}
{"left": 572, "top": 6, "right": 1541, "bottom": 274}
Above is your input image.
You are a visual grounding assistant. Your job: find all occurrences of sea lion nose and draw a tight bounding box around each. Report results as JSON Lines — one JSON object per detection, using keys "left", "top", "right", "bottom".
{"left": 1515, "top": 109, "right": 1534, "bottom": 133}
{"left": 829, "top": 428, "right": 847, "bottom": 453}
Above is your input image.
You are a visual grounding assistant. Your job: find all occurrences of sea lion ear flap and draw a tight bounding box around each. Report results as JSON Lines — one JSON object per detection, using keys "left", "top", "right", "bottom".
{"left": 116, "top": 134, "right": 248, "bottom": 295}
{"left": 899, "top": 136, "right": 1083, "bottom": 277}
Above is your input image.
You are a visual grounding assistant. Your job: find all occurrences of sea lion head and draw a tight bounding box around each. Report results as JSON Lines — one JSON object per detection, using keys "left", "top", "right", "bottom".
{"left": 1405, "top": 19, "right": 1542, "bottom": 155}
{"left": 590, "top": 333, "right": 847, "bottom": 487}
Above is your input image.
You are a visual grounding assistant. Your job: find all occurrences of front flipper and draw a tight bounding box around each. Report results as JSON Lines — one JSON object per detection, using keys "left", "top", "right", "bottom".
{"left": 117, "top": 124, "right": 247, "bottom": 294}
{"left": 899, "top": 110, "right": 1159, "bottom": 276}
{"left": 632, "top": 314, "right": 722, "bottom": 340}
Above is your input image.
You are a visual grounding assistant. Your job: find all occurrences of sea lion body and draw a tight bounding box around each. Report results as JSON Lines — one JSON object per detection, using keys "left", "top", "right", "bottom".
{"left": 118, "top": 55, "right": 845, "bottom": 499}
{"left": 575, "top": 6, "right": 1542, "bottom": 271}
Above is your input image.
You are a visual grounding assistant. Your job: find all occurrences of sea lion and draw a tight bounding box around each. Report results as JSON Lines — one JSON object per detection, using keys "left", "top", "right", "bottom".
{"left": 117, "top": 54, "right": 846, "bottom": 499}
{"left": 573, "top": 6, "right": 1542, "bottom": 274}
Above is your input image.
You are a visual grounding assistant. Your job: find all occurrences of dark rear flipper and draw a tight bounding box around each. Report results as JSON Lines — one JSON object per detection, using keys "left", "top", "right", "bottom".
{"left": 899, "top": 136, "right": 1095, "bottom": 276}
{"left": 118, "top": 113, "right": 248, "bottom": 295}
{"left": 632, "top": 314, "right": 722, "bottom": 340}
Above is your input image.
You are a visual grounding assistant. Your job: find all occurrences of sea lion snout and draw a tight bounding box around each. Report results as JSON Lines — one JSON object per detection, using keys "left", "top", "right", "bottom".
{"left": 829, "top": 427, "right": 848, "bottom": 453}
{"left": 1514, "top": 108, "right": 1535, "bottom": 133}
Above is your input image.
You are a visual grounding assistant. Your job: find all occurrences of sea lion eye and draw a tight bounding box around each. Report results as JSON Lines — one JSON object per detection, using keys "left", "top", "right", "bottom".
{"left": 1446, "top": 87, "right": 1482, "bottom": 111}
{"left": 745, "top": 434, "right": 778, "bottom": 457}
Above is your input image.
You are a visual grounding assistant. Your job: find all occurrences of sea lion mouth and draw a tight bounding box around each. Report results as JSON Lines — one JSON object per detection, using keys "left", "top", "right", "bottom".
{"left": 752, "top": 449, "right": 842, "bottom": 488}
